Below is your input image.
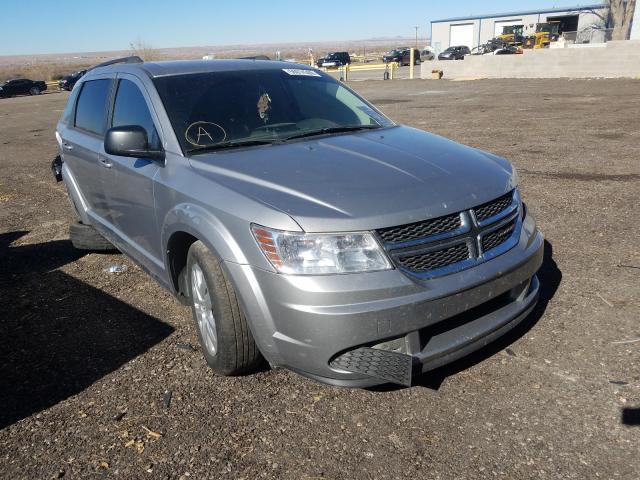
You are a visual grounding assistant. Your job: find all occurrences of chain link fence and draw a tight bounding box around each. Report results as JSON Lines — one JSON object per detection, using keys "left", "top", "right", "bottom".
{"left": 562, "top": 27, "right": 614, "bottom": 44}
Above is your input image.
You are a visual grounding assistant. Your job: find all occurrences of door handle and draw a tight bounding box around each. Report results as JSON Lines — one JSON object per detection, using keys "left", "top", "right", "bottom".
{"left": 99, "top": 157, "right": 112, "bottom": 169}
{"left": 62, "top": 142, "right": 73, "bottom": 151}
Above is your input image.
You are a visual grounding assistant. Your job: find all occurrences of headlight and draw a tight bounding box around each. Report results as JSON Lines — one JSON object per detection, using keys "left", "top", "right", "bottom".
{"left": 251, "top": 225, "right": 392, "bottom": 275}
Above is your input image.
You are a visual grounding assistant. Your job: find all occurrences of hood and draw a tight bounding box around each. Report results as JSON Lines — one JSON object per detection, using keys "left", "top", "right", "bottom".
{"left": 188, "top": 126, "right": 516, "bottom": 232}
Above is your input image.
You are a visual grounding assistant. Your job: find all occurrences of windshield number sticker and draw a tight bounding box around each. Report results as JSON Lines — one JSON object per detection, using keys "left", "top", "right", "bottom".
{"left": 282, "top": 68, "right": 321, "bottom": 77}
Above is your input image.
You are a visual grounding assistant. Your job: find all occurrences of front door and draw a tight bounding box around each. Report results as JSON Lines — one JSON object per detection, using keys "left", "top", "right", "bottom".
{"left": 102, "top": 74, "right": 163, "bottom": 273}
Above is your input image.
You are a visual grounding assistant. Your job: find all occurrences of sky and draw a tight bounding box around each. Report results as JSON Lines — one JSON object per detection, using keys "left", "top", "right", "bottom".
{"left": 0, "top": 0, "right": 594, "bottom": 56}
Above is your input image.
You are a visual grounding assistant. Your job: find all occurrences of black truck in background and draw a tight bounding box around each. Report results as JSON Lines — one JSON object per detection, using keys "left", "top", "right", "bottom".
{"left": 58, "top": 70, "right": 87, "bottom": 91}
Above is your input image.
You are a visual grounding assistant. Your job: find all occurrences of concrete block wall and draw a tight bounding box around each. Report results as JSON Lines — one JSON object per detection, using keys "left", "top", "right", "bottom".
{"left": 421, "top": 40, "right": 640, "bottom": 79}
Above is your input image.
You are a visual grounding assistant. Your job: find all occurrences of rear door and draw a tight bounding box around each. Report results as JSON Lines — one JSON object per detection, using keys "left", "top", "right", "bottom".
{"left": 15, "top": 80, "right": 29, "bottom": 95}
{"left": 59, "top": 76, "right": 114, "bottom": 222}
{"left": 102, "top": 74, "right": 163, "bottom": 271}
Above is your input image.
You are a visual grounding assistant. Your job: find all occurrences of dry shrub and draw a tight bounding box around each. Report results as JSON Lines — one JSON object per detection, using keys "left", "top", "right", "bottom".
{"left": 129, "top": 38, "right": 160, "bottom": 61}
{"left": 0, "top": 62, "right": 93, "bottom": 82}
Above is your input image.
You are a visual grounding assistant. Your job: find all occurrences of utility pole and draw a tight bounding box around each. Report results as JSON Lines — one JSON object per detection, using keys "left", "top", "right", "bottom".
{"left": 414, "top": 26, "right": 419, "bottom": 49}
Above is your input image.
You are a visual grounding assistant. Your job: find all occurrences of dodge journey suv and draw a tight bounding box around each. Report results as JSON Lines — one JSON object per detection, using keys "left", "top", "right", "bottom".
{"left": 55, "top": 58, "right": 543, "bottom": 387}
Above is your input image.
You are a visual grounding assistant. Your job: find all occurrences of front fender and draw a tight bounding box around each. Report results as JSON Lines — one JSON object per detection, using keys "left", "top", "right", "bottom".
{"left": 160, "top": 202, "right": 288, "bottom": 277}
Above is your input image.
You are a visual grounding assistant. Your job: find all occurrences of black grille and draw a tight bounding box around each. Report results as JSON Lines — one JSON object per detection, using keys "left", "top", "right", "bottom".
{"left": 482, "top": 220, "right": 516, "bottom": 252}
{"left": 396, "top": 243, "right": 469, "bottom": 272}
{"left": 377, "top": 213, "right": 461, "bottom": 244}
{"left": 474, "top": 191, "right": 514, "bottom": 222}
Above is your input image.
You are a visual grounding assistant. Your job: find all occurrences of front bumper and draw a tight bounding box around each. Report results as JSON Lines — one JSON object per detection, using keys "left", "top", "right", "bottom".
{"left": 225, "top": 209, "right": 543, "bottom": 387}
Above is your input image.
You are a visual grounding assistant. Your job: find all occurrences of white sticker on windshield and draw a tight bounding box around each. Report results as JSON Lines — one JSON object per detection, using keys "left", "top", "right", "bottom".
{"left": 282, "top": 68, "right": 321, "bottom": 77}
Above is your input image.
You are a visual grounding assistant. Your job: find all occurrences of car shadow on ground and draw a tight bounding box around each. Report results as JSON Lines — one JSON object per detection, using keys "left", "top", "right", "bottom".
{"left": 366, "top": 239, "right": 561, "bottom": 392}
{"left": 621, "top": 408, "right": 640, "bottom": 426}
{"left": 0, "top": 231, "right": 174, "bottom": 430}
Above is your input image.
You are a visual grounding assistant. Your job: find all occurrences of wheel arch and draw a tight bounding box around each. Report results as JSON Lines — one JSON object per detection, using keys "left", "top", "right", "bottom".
{"left": 161, "top": 203, "right": 256, "bottom": 300}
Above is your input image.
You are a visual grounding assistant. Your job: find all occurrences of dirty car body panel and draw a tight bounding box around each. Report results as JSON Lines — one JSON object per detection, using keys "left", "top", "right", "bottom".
{"left": 56, "top": 59, "right": 543, "bottom": 387}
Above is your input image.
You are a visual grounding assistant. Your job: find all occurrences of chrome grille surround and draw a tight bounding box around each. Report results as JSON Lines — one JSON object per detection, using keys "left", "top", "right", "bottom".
{"left": 377, "top": 189, "right": 522, "bottom": 279}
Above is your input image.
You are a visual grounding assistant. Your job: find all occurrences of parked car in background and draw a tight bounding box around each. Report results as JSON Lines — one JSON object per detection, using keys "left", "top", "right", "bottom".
{"left": 383, "top": 48, "right": 421, "bottom": 66}
{"left": 316, "top": 52, "right": 350, "bottom": 67}
{"left": 58, "top": 70, "right": 87, "bottom": 91}
{"left": 0, "top": 78, "right": 47, "bottom": 97}
{"left": 438, "top": 46, "right": 471, "bottom": 60}
{"left": 493, "top": 45, "right": 523, "bottom": 55}
{"left": 54, "top": 58, "right": 543, "bottom": 388}
{"left": 420, "top": 47, "right": 435, "bottom": 61}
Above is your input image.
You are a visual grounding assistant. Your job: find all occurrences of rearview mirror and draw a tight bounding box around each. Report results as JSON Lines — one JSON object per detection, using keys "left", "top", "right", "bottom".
{"left": 104, "top": 125, "right": 164, "bottom": 162}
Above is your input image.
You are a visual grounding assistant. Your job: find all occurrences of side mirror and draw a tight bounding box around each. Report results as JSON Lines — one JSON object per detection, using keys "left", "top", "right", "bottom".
{"left": 104, "top": 125, "right": 164, "bottom": 162}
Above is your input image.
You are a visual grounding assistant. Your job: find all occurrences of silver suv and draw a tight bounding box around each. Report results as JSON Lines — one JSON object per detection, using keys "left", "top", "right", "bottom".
{"left": 55, "top": 58, "right": 543, "bottom": 387}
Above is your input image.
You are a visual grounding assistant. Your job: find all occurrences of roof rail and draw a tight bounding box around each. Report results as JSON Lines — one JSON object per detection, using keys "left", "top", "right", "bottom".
{"left": 88, "top": 56, "right": 143, "bottom": 71}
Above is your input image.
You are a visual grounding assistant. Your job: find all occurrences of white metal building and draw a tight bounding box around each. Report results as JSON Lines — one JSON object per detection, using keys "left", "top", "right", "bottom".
{"left": 430, "top": 4, "right": 608, "bottom": 52}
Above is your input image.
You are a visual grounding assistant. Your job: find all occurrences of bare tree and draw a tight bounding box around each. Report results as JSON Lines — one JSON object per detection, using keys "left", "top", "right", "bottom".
{"left": 129, "top": 38, "right": 160, "bottom": 61}
{"left": 607, "top": 0, "right": 637, "bottom": 40}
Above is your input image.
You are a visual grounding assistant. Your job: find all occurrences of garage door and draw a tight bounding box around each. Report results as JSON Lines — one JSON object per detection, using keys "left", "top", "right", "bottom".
{"left": 494, "top": 19, "right": 523, "bottom": 37}
{"left": 449, "top": 23, "right": 474, "bottom": 48}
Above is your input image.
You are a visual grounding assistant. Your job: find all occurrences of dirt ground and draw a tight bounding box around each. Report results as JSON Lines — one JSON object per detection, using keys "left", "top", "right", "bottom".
{"left": 0, "top": 78, "right": 639, "bottom": 479}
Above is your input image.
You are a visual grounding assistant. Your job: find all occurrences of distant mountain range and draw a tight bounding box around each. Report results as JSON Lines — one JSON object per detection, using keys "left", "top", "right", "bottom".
{"left": 0, "top": 37, "right": 430, "bottom": 68}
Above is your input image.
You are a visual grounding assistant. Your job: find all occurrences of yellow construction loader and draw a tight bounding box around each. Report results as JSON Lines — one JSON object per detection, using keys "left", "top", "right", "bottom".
{"left": 498, "top": 25, "right": 524, "bottom": 46}
{"left": 523, "top": 22, "right": 561, "bottom": 49}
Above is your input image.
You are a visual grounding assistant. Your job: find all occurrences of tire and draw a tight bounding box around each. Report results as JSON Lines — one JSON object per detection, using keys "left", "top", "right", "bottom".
{"left": 29, "top": 87, "right": 41, "bottom": 95}
{"left": 187, "top": 241, "right": 262, "bottom": 375}
{"left": 69, "top": 221, "right": 116, "bottom": 251}
{"left": 415, "top": 59, "right": 421, "bottom": 65}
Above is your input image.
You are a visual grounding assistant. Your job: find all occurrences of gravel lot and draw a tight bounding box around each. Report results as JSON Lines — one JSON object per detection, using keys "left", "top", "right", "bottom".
{"left": 1, "top": 79, "right": 639, "bottom": 479}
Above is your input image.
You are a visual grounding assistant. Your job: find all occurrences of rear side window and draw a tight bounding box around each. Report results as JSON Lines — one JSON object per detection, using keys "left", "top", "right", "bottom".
{"left": 75, "top": 79, "right": 111, "bottom": 135}
{"left": 111, "top": 79, "right": 161, "bottom": 149}
{"left": 60, "top": 86, "right": 81, "bottom": 124}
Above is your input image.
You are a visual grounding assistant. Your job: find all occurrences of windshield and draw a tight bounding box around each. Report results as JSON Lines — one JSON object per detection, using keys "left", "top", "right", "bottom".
{"left": 154, "top": 68, "right": 393, "bottom": 154}
{"left": 537, "top": 23, "right": 559, "bottom": 33}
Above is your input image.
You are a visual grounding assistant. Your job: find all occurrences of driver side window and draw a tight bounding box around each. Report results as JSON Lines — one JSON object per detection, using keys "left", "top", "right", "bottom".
{"left": 112, "top": 79, "right": 161, "bottom": 150}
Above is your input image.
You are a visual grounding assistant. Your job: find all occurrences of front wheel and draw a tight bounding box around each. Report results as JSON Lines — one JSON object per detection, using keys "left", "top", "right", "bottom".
{"left": 29, "top": 87, "right": 41, "bottom": 95}
{"left": 187, "top": 241, "right": 262, "bottom": 375}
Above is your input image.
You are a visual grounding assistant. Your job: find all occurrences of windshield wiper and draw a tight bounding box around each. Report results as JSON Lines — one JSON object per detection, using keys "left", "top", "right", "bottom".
{"left": 187, "top": 138, "right": 279, "bottom": 155}
{"left": 282, "top": 125, "right": 382, "bottom": 142}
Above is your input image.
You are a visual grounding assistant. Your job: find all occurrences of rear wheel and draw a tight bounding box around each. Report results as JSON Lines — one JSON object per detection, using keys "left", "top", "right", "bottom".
{"left": 187, "top": 241, "right": 262, "bottom": 375}
{"left": 69, "top": 221, "right": 115, "bottom": 251}
{"left": 29, "top": 86, "right": 41, "bottom": 95}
